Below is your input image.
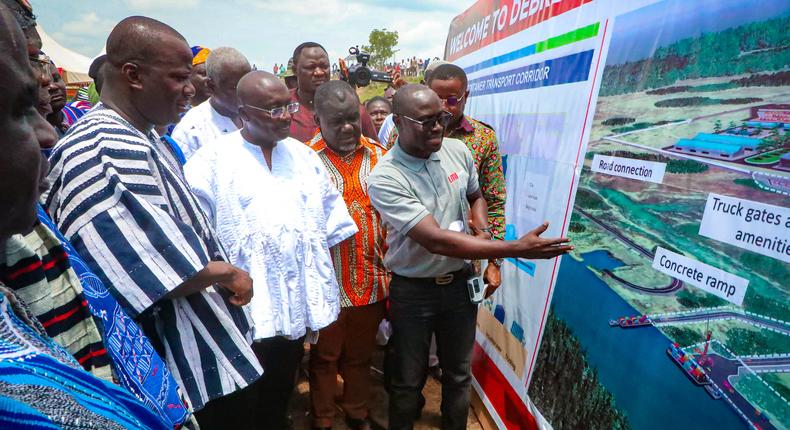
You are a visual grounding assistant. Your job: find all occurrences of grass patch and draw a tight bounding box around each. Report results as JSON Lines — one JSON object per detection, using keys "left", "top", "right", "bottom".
{"left": 654, "top": 96, "right": 763, "bottom": 108}
{"left": 611, "top": 122, "right": 655, "bottom": 133}
{"left": 733, "top": 178, "right": 775, "bottom": 194}
{"left": 356, "top": 75, "right": 422, "bottom": 102}
{"left": 724, "top": 328, "right": 790, "bottom": 356}
{"left": 661, "top": 326, "right": 704, "bottom": 347}
{"left": 733, "top": 373, "right": 790, "bottom": 430}
{"left": 763, "top": 373, "right": 790, "bottom": 404}
{"left": 675, "top": 289, "right": 728, "bottom": 309}
{"left": 688, "top": 82, "right": 738, "bottom": 92}
{"left": 745, "top": 148, "right": 790, "bottom": 165}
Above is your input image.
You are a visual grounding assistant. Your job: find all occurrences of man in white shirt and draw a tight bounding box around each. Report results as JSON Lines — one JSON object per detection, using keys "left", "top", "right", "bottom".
{"left": 184, "top": 70, "right": 357, "bottom": 429}
{"left": 171, "top": 46, "right": 250, "bottom": 161}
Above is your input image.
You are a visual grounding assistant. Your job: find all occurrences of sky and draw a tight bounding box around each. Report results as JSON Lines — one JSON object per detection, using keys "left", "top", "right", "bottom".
{"left": 32, "top": 0, "right": 470, "bottom": 70}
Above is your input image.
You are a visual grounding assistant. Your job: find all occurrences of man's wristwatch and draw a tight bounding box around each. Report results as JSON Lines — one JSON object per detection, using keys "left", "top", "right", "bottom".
{"left": 489, "top": 258, "right": 504, "bottom": 267}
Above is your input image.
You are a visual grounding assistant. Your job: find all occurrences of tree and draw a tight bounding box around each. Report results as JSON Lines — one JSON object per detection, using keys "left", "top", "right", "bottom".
{"left": 714, "top": 119, "right": 722, "bottom": 133}
{"left": 362, "top": 28, "right": 399, "bottom": 68}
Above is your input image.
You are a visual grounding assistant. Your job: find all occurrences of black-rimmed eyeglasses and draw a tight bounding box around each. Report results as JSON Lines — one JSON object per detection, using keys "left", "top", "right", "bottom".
{"left": 398, "top": 111, "right": 453, "bottom": 131}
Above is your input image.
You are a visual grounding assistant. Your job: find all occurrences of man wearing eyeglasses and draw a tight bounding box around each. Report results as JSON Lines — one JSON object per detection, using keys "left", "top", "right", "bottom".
{"left": 387, "top": 63, "right": 507, "bottom": 297}
{"left": 172, "top": 47, "right": 251, "bottom": 161}
{"left": 184, "top": 71, "right": 358, "bottom": 429}
{"left": 368, "top": 84, "right": 572, "bottom": 430}
{"left": 289, "top": 41, "right": 378, "bottom": 142}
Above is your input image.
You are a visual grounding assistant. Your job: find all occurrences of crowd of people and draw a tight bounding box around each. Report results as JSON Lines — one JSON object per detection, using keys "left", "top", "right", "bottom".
{"left": 0, "top": 1, "right": 573, "bottom": 429}
{"left": 383, "top": 56, "right": 439, "bottom": 78}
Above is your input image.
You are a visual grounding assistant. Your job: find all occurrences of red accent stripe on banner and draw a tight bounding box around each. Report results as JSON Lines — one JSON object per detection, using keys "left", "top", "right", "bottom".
{"left": 473, "top": 343, "right": 538, "bottom": 429}
{"left": 446, "top": 0, "right": 594, "bottom": 61}
{"left": 525, "top": 18, "right": 610, "bottom": 382}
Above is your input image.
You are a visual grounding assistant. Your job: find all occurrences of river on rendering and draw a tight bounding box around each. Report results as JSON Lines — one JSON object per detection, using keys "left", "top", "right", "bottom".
{"left": 551, "top": 250, "right": 743, "bottom": 429}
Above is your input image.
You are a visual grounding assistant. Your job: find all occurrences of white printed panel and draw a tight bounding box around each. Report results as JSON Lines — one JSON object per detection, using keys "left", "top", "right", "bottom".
{"left": 699, "top": 193, "right": 790, "bottom": 263}
{"left": 591, "top": 154, "right": 666, "bottom": 184}
{"left": 652, "top": 247, "right": 749, "bottom": 306}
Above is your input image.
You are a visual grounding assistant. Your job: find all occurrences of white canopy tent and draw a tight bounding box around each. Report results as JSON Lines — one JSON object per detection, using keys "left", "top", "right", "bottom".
{"left": 37, "top": 25, "right": 93, "bottom": 84}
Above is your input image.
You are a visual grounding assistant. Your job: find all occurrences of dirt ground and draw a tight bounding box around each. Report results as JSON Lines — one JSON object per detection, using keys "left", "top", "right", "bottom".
{"left": 289, "top": 347, "right": 482, "bottom": 429}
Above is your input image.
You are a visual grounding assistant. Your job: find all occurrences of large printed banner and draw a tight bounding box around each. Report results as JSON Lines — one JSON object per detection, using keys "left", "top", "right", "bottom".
{"left": 446, "top": 1, "right": 790, "bottom": 429}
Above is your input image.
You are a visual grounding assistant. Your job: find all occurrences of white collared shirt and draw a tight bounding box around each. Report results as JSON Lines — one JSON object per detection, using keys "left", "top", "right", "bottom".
{"left": 185, "top": 132, "right": 358, "bottom": 340}
{"left": 171, "top": 99, "right": 238, "bottom": 161}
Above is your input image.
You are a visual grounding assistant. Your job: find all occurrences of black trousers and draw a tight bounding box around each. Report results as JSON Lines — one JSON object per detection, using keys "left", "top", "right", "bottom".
{"left": 251, "top": 336, "right": 305, "bottom": 429}
{"left": 193, "top": 375, "right": 263, "bottom": 430}
{"left": 386, "top": 267, "right": 478, "bottom": 430}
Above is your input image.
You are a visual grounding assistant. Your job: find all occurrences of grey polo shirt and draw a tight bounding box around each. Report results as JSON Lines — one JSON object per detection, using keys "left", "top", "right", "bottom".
{"left": 368, "top": 138, "right": 480, "bottom": 277}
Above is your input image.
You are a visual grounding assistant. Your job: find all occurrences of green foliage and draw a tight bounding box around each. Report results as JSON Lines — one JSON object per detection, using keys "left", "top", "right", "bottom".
{"left": 661, "top": 326, "right": 703, "bottom": 347}
{"left": 740, "top": 252, "right": 790, "bottom": 282}
{"left": 529, "top": 310, "right": 632, "bottom": 430}
{"left": 725, "top": 328, "right": 790, "bottom": 356}
{"left": 600, "top": 17, "right": 790, "bottom": 96}
{"left": 574, "top": 189, "right": 608, "bottom": 210}
{"left": 742, "top": 291, "right": 789, "bottom": 322}
{"left": 602, "top": 117, "right": 635, "bottom": 126}
{"left": 592, "top": 150, "right": 708, "bottom": 174}
{"left": 762, "top": 374, "right": 790, "bottom": 403}
{"left": 611, "top": 122, "right": 655, "bottom": 133}
{"left": 689, "top": 82, "right": 738, "bottom": 93}
{"left": 653, "top": 96, "right": 763, "bottom": 108}
{"left": 733, "top": 373, "right": 790, "bottom": 425}
{"left": 733, "top": 178, "right": 774, "bottom": 193}
{"left": 569, "top": 222, "right": 586, "bottom": 233}
{"left": 666, "top": 159, "right": 709, "bottom": 173}
{"left": 676, "top": 223, "right": 700, "bottom": 237}
{"left": 569, "top": 213, "right": 587, "bottom": 233}
{"left": 361, "top": 28, "right": 399, "bottom": 68}
{"left": 675, "top": 289, "right": 727, "bottom": 309}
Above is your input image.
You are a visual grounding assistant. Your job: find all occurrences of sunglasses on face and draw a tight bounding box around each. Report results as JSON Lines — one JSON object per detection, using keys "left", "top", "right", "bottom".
{"left": 243, "top": 102, "right": 300, "bottom": 119}
{"left": 399, "top": 111, "right": 453, "bottom": 131}
{"left": 440, "top": 94, "right": 465, "bottom": 107}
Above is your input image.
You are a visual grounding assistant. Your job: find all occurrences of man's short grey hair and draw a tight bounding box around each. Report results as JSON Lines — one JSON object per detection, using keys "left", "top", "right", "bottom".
{"left": 206, "top": 47, "right": 250, "bottom": 81}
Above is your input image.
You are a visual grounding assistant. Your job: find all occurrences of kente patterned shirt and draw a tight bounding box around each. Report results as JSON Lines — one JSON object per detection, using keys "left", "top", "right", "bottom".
{"left": 387, "top": 115, "right": 506, "bottom": 240}
{"left": 43, "top": 104, "right": 263, "bottom": 412}
{"left": 307, "top": 133, "right": 389, "bottom": 307}
{"left": 0, "top": 223, "right": 111, "bottom": 380}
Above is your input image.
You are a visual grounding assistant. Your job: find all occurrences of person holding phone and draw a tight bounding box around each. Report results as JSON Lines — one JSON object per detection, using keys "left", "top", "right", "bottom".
{"left": 368, "top": 84, "right": 572, "bottom": 430}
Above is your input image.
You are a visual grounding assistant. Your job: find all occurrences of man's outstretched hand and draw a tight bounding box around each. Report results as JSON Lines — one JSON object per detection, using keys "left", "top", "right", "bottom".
{"left": 513, "top": 222, "right": 573, "bottom": 259}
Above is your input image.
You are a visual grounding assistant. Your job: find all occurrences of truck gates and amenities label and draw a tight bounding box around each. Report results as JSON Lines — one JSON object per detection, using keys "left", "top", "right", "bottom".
{"left": 652, "top": 247, "right": 749, "bottom": 306}
{"left": 699, "top": 193, "right": 790, "bottom": 263}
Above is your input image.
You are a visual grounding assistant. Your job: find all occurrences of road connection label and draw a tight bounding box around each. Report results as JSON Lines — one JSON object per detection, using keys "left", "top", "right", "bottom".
{"left": 591, "top": 154, "right": 666, "bottom": 184}
{"left": 652, "top": 247, "right": 749, "bottom": 306}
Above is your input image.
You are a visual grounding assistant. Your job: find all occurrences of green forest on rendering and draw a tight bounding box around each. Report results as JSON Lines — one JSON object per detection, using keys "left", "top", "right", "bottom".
{"left": 528, "top": 311, "right": 632, "bottom": 430}
{"left": 600, "top": 17, "right": 789, "bottom": 96}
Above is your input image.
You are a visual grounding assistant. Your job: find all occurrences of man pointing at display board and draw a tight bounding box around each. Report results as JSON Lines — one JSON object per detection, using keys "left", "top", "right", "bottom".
{"left": 368, "top": 84, "right": 572, "bottom": 430}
